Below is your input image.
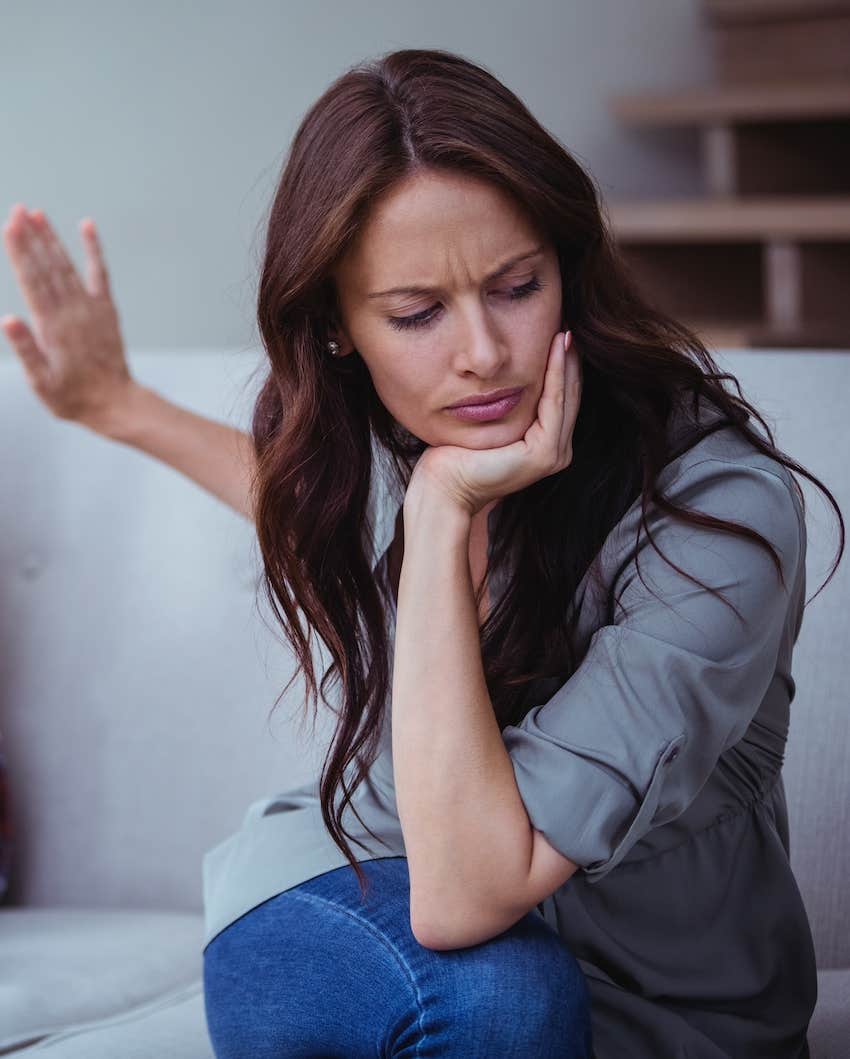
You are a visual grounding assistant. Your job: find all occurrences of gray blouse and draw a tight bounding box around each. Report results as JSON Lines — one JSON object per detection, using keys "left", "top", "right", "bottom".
{"left": 202, "top": 395, "right": 817, "bottom": 1057}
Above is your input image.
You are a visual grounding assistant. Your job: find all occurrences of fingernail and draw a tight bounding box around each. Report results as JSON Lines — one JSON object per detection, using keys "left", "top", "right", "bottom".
{"left": 564, "top": 331, "right": 572, "bottom": 352}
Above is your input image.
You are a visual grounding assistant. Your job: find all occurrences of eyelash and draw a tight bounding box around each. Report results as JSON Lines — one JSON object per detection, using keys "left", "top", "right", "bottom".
{"left": 388, "top": 276, "right": 544, "bottom": 332}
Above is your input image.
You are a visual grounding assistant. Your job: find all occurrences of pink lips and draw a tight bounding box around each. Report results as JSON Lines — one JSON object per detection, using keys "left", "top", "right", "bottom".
{"left": 445, "top": 388, "right": 524, "bottom": 421}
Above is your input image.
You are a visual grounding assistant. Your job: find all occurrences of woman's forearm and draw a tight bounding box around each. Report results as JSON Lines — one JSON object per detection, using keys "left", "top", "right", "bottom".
{"left": 88, "top": 380, "right": 256, "bottom": 521}
{"left": 392, "top": 485, "right": 534, "bottom": 948}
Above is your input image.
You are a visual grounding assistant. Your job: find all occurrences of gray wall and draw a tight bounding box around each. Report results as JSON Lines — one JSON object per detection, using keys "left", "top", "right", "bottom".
{"left": 1, "top": 0, "right": 714, "bottom": 357}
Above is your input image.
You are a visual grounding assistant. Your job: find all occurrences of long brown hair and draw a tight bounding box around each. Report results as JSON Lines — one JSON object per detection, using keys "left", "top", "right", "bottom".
{"left": 248, "top": 47, "right": 844, "bottom": 899}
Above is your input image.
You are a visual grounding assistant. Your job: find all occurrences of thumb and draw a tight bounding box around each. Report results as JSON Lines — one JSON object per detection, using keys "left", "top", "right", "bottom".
{"left": 1, "top": 315, "right": 50, "bottom": 391}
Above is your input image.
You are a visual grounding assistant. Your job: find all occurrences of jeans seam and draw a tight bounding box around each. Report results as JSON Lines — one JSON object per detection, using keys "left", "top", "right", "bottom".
{"left": 282, "top": 886, "right": 425, "bottom": 1056}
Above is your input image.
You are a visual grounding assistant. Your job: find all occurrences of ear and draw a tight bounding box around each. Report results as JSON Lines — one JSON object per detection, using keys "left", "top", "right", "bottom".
{"left": 326, "top": 307, "right": 356, "bottom": 357}
{"left": 324, "top": 279, "right": 356, "bottom": 357}
{"left": 328, "top": 331, "right": 356, "bottom": 358}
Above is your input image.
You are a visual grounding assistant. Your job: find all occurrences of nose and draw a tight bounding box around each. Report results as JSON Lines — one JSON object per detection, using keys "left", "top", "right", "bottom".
{"left": 454, "top": 303, "right": 508, "bottom": 376}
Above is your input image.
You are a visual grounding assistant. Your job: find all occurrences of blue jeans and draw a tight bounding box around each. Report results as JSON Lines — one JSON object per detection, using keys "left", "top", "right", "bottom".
{"left": 203, "top": 855, "right": 594, "bottom": 1057}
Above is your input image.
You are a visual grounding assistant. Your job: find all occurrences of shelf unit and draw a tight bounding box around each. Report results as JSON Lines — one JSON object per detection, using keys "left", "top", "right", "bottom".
{"left": 605, "top": 1, "right": 850, "bottom": 348}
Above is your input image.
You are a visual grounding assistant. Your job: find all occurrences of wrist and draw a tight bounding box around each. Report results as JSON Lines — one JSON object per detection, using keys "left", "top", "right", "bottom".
{"left": 80, "top": 380, "right": 158, "bottom": 444}
{"left": 403, "top": 484, "right": 472, "bottom": 544}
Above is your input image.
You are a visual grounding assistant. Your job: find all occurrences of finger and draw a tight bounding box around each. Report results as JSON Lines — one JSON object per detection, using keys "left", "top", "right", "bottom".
{"left": 537, "top": 330, "right": 568, "bottom": 439}
{"left": 563, "top": 332, "right": 580, "bottom": 401}
{"left": 21, "top": 209, "right": 65, "bottom": 303}
{"left": 1, "top": 206, "right": 57, "bottom": 316}
{"left": 0, "top": 314, "right": 50, "bottom": 390}
{"left": 30, "top": 209, "right": 85, "bottom": 300}
{"left": 559, "top": 331, "right": 581, "bottom": 454}
{"left": 79, "top": 217, "right": 111, "bottom": 298}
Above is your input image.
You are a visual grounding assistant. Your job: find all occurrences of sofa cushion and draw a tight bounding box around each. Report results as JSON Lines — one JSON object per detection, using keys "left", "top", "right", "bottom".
{"left": 808, "top": 967, "right": 850, "bottom": 1059}
{"left": 8, "top": 980, "right": 210, "bottom": 1058}
{"left": 0, "top": 908, "right": 204, "bottom": 1053}
{"left": 1, "top": 905, "right": 845, "bottom": 1057}
{"left": 8, "top": 965, "right": 849, "bottom": 1058}
{"left": 0, "top": 730, "right": 13, "bottom": 905}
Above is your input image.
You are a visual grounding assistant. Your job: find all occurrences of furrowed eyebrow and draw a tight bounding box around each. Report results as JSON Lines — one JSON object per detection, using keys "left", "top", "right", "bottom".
{"left": 366, "top": 244, "right": 545, "bottom": 300}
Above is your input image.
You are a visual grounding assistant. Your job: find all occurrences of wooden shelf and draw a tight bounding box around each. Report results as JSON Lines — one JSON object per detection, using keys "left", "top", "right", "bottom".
{"left": 704, "top": 0, "right": 850, "bottom": 24}
{"left": 608, "top": 80, "right": 850, "bottom": 125}
{"left": 600, "top": 0, "right": 850, "bottom": 348}
{"left": 607, "top": 195, "right": 850, "bottom": 242}
{"left": 707, "top": 3, "right": 850, "bottom": 83}
{"left": 615, "top": 239, "right": 850, "bottom": 348}
{"left": 687, "top": 318, "right": 850, "bottom": 348}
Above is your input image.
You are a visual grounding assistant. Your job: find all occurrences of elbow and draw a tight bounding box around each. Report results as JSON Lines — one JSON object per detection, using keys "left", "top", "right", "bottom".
{"left": 410, "top": 904, "right": 455, "bottom": 951}
{"left": 411, "top": 902, "right": 525, "bottom": 952}
{"left": 411, "top": 922, "right": 454, "bottom": 951}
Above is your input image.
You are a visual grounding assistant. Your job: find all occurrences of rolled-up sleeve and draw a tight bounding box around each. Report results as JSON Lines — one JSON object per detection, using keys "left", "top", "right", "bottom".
{"left": 501, "top": 456, "right": 804, "bottom": 882}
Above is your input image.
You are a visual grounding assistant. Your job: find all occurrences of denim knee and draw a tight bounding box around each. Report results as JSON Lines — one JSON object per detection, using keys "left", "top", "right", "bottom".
{"left": 415, "top": 909, "right": 594, "bottom": 1058}
{"left": 203, "top": 861, "right": 594, "bottom": 1059}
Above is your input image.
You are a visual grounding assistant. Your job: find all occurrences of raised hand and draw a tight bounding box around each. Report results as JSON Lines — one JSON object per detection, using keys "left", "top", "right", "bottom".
{"left": 1, "top": 204, "right": 133, "bottom": 431}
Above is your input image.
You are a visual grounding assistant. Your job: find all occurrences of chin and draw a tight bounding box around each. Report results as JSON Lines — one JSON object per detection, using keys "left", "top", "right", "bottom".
{"left": 448, "top": 420, "right": 528, "bottom": 449}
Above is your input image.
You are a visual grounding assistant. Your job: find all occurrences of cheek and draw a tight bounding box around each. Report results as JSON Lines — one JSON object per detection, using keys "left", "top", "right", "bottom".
{"left": 542, "top": 284, "right": 565, "bottom": 329}
{"left": 509, "top": 285, "right": 561, "bottom": 334}
{"left": 371, "top": 356, "right": 438, "bottom": 416}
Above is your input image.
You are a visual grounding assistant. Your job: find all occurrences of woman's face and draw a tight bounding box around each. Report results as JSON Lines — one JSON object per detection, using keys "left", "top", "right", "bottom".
{"left": 331, "top": 168, "right": 564, "bottom": 451}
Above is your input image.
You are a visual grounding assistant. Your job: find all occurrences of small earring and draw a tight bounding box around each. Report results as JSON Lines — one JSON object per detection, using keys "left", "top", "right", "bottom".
{"left": 327, "top": 339, "right": 341, "bottom": 357}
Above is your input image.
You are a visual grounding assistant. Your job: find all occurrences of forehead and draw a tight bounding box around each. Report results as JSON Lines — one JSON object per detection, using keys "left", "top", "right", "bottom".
{"left": 335, "top": 170, "right": 542, "bottom": 298}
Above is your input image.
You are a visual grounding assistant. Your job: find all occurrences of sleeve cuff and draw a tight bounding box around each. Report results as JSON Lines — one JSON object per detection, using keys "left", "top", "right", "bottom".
{"left": 503, "top": 720, "right": 687, "bottom": 883}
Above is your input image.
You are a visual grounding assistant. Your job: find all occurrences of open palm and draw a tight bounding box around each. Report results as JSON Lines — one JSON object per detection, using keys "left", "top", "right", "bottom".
{"left": 1, "top": 204, "right": 132, "bottom": 430}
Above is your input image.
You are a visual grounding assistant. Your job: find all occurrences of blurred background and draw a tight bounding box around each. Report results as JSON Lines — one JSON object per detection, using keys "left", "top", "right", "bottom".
{"left": 3, "top": 0, "right": 849, "bottom": 354}
{"left": 1, "top": 2, "right": 849, "bottom": 1054}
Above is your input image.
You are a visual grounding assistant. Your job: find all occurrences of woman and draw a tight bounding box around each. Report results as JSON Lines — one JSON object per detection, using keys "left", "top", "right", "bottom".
{"left": 3, "top": 46, "right": 842, "bottom": 1059}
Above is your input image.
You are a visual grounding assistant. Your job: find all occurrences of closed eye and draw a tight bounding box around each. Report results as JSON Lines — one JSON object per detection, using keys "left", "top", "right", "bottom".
{"left": 387, "top": 277, "right": 544, "bottom": 332}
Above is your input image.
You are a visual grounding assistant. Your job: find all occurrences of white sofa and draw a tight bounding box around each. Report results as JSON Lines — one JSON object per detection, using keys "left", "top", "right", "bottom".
{"left": 0, "top": 349, "right": 847, "bottom": 1057}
